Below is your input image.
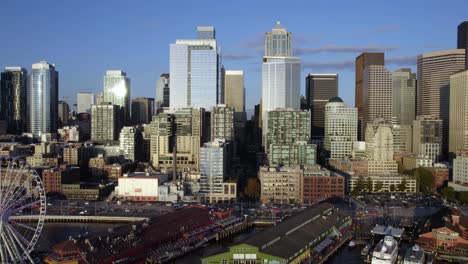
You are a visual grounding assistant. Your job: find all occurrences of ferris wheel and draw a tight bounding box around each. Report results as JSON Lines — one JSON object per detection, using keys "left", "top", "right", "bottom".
{"left": 0, "top": 159, "right": 46, "bottom": 263}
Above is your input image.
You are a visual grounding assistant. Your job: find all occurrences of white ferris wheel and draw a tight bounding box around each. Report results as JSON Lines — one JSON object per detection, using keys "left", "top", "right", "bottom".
{"left": 0, "top": 159, "right": 47, "bottom": 263}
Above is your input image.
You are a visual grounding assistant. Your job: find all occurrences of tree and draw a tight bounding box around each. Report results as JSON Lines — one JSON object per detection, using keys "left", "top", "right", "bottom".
{"left": 398, "top": 179, "right": 407, "bottom": 192}
{"left": 458, "top": 192, "right": 468, "bottom": 204}
{"left": 374, "top": 181, "right": 384, "bottom": 192}
{"left": 366, "top": 177, "right": 373, "bottom": 193}
{"left": 355, "top": 175, "right": 365, "bottom": 194}
{"left": 441, "top": 187, "right": 456, "bottom": 200}
{"left": 244, "top": 178, "right": 260, "bottom": 201}
{"left": 389, "top": 184, "right": 395, "bottom": 192}
{"left": 414, "top": 167, "right": 434, "bottom": 193}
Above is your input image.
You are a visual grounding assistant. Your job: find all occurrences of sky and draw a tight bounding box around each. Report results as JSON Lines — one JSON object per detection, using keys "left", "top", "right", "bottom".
{"left": 1, "top": 0, "right": 467, "bottom": 111}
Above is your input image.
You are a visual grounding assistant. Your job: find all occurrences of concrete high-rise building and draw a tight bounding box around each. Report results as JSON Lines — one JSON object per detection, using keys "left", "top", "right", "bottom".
{"left": 261, "top": 22, "right": 301, "bottom": 143}
{"left": 268, "top": 141, "right": 316, "bottom": 167}
{"left": 412, "top": 115, "right": 442, "bottom": 162}
{"left": 265, "top": 108, "right": 310, "bottom": 147}
{"left": 211, "top": 105, "right": 234, "bottom": 141}
{"left": 363, "top": 65, "right": 392, "bottom": 135}
{"left": 324, "top": 97, "right": 358, "bottom": 159}
{"left": 169, "top": 27, "right": 221, "bottom": 110}
{"left": 197, "top": 26, "right": 215, "bottom": 40}
{"left": 306, "top": 74, "right": 338, "bottom": 138}
{"left": 365, "top": 118, "right": 398, "bottom": 174}
{"left": 458, "top": 21, "right": 468, "bottom": 69}
{"left": 103, "top": 70, "right": 130, "bottom": 125}
{"left": 91, "top": 102, "right": 121, "bottom": 142}
{"left": 417, "top": 49, "right": 465, "bottom": 153}
{"left": 131, "top": 97, "right": 154, "bottom": 125}
{"left": 453, "top": 150, "right": 468, "bottom": 187}
{"left": 58, "top": 101, "right": 70, "bottom": 128}
{"left": 96, "top": 92, "right": 104, "bottom": 104}
{"left": 355, "top": 52, "right": 384, "bottom": 140}
{"left": 28, "top": 61, "right": 59, "bottom": 140}
{"left": 224, "top": 70, "right": 244, "bottom": 113}
{"left": 199, "top": 139, "right": 235, "bottom": 203}
{"left": 0, "top": 67, "right": 27, "bottom": 134}
{"left": 392, "top": 69, "right": 416, "bottom": 125}
{"left": 392, "top": 125, "right": 412, "bottom": 153}
{"left": 449, "top": 69, "right": 468, "bottom": 154}
{"left": 264, "top": 21, "right": 292, "bottom": 57}
{"left": 77, "top": 92, "right": 95, "bottom": 114}
{"left": 119, "top": 126, "right": 143, "bottom": 161}
{"left": 156, "top": 73, "right": 169, "bottom": 112}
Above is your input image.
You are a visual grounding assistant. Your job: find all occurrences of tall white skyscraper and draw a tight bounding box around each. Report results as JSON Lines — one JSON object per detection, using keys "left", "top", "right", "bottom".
{"left": 77, "top": 92, "right": 95, "bottom": 114}
{"left": 28, "top": 61, "right": 58, "bottom": 140}
{"left": 324, "top": 97, "right": 358, "bottom": 159}
{"left": 103, "top": 70, "right": 130, "bottom": 124}
{"left": 363, "top": 65, "right": 392, "bottom": 134}
{"left": 169, "top": 27, "right": 221, "bottom": 110}
{"left": 261, "top": 22, "right": 301, "bottom": 142}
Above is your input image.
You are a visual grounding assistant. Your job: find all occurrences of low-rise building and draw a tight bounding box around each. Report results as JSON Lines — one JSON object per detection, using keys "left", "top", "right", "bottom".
{"left": 329, "top": 158, "right": 368, "bottom": 175}
{"left": 116, "top": 174, "right": 167, "bottom": 201}
{"left": 202, "top": 203, "right": 352, "bottom": 264}
{"left": 424, "top": 164, "right": 449, "bottom": 191}
{"left": 302, "top": 166, "right": 345, "bottom": 204}
{"left": 402, "top": 155, "right": 433, "bottom": 171}
{"left": 259, "top": 166, "right": 303, "bottom": 204}
{"left": 62, "top": 183, "right": 114, "bottom": 200}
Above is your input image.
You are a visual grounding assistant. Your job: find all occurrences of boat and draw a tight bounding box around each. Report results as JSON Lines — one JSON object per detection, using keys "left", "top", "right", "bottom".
{"left": 348, "top": 240, "right": 357, "bottom": 250}
{"left": 403, "top": 244, "right": 425, "bottom": 264}
{"left": 371, "top": 236, "right": 399, "bottom": 264}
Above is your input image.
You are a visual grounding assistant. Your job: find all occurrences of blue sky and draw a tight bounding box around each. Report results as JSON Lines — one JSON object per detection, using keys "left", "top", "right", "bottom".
{"left": 1, "top": 0, "right": 467, "bottom": 110}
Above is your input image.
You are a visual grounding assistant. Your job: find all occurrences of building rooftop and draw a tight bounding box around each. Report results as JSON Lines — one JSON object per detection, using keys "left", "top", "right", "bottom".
{"left": 329, "top": 97, "right": 343, "bottom": 103}
{"left": 243, "top": 203, "right": 350, "bottom": 259}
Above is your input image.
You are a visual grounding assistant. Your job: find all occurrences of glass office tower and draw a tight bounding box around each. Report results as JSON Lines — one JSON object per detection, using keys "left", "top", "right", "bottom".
{"left": 103, "top": 70, "right": 130, "bottom": 125}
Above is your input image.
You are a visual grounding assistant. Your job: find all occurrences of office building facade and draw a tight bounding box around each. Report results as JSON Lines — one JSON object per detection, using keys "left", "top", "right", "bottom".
{"left": 306, "top": 74, "right": 338, "bottom": 138}
{"left": 77, "top": 92, "right": 95, "bottom": 114}
{"left": 413, "top": 115, "right": 443, "bottom": 162}
{"left": 156, "top": 73, "right": 169, "bottom": 112}
{"left": 103, "top": 70, "right": 130, "bottom": 125}
{"left": 211, "top": 105, "right": 234, "bottom": 141}
{"left": 0, "top": 67, "right": 27, "bottom": 134}
{"left": 170, "top": 27, "right": 221, "bottom": 110}
{"left": 91, "top": 103, "right": 121, "bottom": 142}
{"left": 58, "top": 101, "right": 70, "bottom": 128}
{"left": 28, "top": 61, "right": 59, "bottom": 140}
{"left": 449, "top": 69, "right": 468, "bottom": 153}
{"left": 392, "top": 68, "right": 416, "bottom": 125}
{"left": 119, "top": 126, "right": 143, "bottom": 162}
{"left": 417, "top": 49, "right": 465, "bottom": 153}
{"left": 458, "top": 21, "right": 468, "bottom": 69}
{"left": 131, "top": 97, "right": 154, "bottom": 125}
{"left": 324, "top": 97, "right": 357, "bottom": 159}
{"left": 224, "top": 70, "right": 244, "bottom": 113}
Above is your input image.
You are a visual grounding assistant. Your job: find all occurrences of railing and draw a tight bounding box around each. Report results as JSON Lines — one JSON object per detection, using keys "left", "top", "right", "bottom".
{"left": 10, "top": 215, "right": 149, "bottom": 223}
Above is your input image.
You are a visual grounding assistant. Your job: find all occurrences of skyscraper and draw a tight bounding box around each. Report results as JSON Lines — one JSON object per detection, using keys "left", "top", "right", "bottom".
{"left": 58, "top": 101, "right": 70, "bottom": 128}
{"left": 458, "top": 21, "right": 468, "bottom": 69}
{"left": 264, "top": 21, "right": 292, "bottom": 57}
{"left": 197, "top": 26, "right": 215, "bottom": 40}
{"left": 28, "top": 61, "right": 59, "bottom": 140}
{"left": 169, "top": 27, "right": 221, "bottom": 110}
{"left": 0, "top": 67, "right": 27, "bottom": 134}
{"left": 417, "top": 49, "right": 465, "bottom": 154}
{"left": 131, "top": 97, "right": 154, "bottom": 125}
{"left": 324, "top": 97, "right": 357, "bottom": 159}
{"left": 449, "top": 69, "right": 468, "bottom": 154}
{"left": 156, "top": 73, "right": 169, "bottom": 112}
{"left": 392, "top": 68, "right": 416, "bottom": 125}
{"left": 119, "top": 126, "right": 143, "bottom": 161}
{"left": 91, "top": 102, "right": 121, "bottom": 142}
{"left": 305, "top": 73, "right": 338, "bottom": 138}
{"left": 103, "top": 70, "right": 130, "bottom": 125}
{"left": 355, "top": 52, "right": 384, "bottom": 140}
{"left": 77, "top": 92, "right": 95, "bottom": 114}
{"left": 261, "top": 22, "right": 301, "bottom": 143}
{"left": 412, "top": 115, "right": 442, "bottom": 162}
{"left": 224, "top": 70, "right": 244, "bottom": 113}
{"left": 211, "top": 105, "right": 234, "bottom": 141}
{"left": 363, "top": 65, "right": 392, "bottom": 134}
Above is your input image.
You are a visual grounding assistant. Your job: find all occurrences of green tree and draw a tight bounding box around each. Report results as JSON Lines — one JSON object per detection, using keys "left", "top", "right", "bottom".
{"left": 414, "top": 167, "right": 434, "bottom": 193}
{"left": 374, "top": 181, "right": 384, "bottom": 192}
{"left": 355, "top": 175, "right": 365, "bottom": 193}
{"left": 389, "top": 184, "right": 395, "bottom": 192}
{"left": 366, "top": 177, "right": 373, "bottom": 193}
{"left": 458, "top": 192, "right": 468, "bottom": 204}
{"left": 244, "top": 178, "right": 260, "bottom": 201}
{"left": 441, "top": 187, "right": 456, "bottom": 200}
{"left": 398, "top": 179, "right": 407, "bottom": 192}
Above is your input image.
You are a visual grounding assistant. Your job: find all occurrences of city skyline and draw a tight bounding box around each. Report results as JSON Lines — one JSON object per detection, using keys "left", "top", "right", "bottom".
{"left": 1, "top": 1, "right": 467, "bottom": 111}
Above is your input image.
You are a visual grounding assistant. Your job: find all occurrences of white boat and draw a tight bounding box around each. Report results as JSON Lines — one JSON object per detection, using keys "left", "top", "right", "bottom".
{"left": 371, "top": 236, "right": 399, "bottom": 264}
{"left": 403, "top": 244, "right": 425, "bottom": 264}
